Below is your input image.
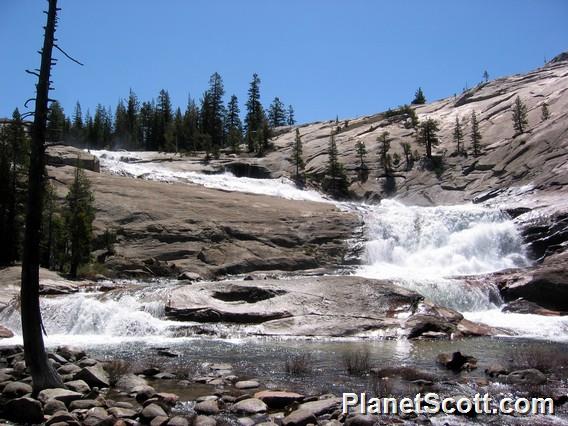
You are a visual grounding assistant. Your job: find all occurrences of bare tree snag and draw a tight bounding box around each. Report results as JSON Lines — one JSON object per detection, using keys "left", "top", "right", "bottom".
{"left": 21, "top": 0, "right": 64, "bottom": 393}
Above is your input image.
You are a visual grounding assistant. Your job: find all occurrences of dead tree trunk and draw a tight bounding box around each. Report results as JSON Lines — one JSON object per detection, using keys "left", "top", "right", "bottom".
{"left": 21, "top": 0, "right": 64, "bottom": 393}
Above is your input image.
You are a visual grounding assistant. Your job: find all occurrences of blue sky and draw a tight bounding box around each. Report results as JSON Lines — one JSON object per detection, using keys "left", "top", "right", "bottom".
{"left": 1, "top": 0, "right": 567, "bottom": 124}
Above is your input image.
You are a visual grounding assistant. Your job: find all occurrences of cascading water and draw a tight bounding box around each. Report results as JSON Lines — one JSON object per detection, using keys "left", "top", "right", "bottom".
{"left": 355, "top": 200, "right": 529, "bottom": 311}
{"left": 90, "top": 150, "right": 329, "bottom": 203}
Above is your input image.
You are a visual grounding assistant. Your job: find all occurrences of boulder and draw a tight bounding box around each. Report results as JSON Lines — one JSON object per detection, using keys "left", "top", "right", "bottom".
{"left": 194, "top": 415, "right": 217, "bottom": 426}
{"left": 38, "top": 388, "right": 83, "bottom": 405}
{"left": 168, "top": 417, "right": 190, "bottom": 426}
{"left": 74, "top": 364, "right": 110, "bottom": 388}
{"left": 115, "top": 373, "right": 148, "bottom": 392}
{"left": 506, "top": 369, "right": 547, "bottom": 385}
{"left": 141, "top": 403, "right": 168, "bottom": 422}
{"left": 345, "top": 415, "right": 380, "bottom": 426}
{"left": 282, "top": 409, "right": 317, "bottom": 426}
{"left": 133, "top": 384, "right": 156, "bottom": 403}
{"left": 151, "top": 416, "right": 170, "bottom": 426}
{"left": 58, "top": 363, "right": 82, "bottom": 375}
{"left": 44, "top": 398, "right": 68, "bottom": 415}
{"left": 194, "top": 399, "right": 220, "bottom": 415}
{"left": 3, "top": 397, "right": 44, "bottom": 424}
{"left": 108, "top": 407, "right": 138, "bottom": 419}
{"left": 2, "top": 380, "right": 32, "bottom": 397}
{"left": 295, "top": 398, "right": 341, "bottom": 417}
{"left": 235, "top": 380, "right": 260, "bottom": 389}
{"left": 231, "top": 398, "right": 268, "bottom": 415}
{"left": 56, "top": 346, "right": 87, "bottom": 362}
{"left": 65, "top": 379, "right": 91, "bottom": 394}
{"left": 254, "top": 390, "right": 304, "bottom": 408}
{"left": 45, "top": 410, "right": 79, "bottom": 426}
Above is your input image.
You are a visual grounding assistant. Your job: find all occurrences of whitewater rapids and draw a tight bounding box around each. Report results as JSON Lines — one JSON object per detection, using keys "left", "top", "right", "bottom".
{"left": 1, "top": 149, "right": 566, "bottom": 344}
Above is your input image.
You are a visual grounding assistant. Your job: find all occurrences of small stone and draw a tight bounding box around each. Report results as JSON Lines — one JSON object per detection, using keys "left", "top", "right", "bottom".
{"left": 254, "top": 390, "right": 304, "bottom": 409}
{"left": 78, "top": 358, "right": 99, "bottom": 367}
{"left": 2, "top": 381, "right": 33, "bottom": 397}
{"left": 345, "top": 415, "right": 380, "bottom": 426}
{"left": 167, "top": 416, "right": 189, "bottom": 426}
{"left": 65, "top": 379, "right": 91, "bottom": 394}
{"left": 151, "top": 416, "right": 170, "bottom": 426}
{"left": 133, "top": 384, "right": 156, "bottom": 403}
{"left": 156, "top": 392, "right": 179, "bottom": 406}
{"left": 231, "top": 398, "right": 268, "bottom": 415}
{"left": 282, "top": 409, "right": 316, "bottom": 426}
{"left": 194, "top": 399, "right": 220, "bottom": 415}
{"left": 58, "top": 363, "right": 82, "bottom": 375}
{"left": 69, "top": 399, "right": 103, "bottom": 410}
{"left": 44, "top": 398, "right": 68, "bottom": 415}
{"left": 45, "top": 410, "right": 78, "bottom": 425}
{"left": 237, "top": 418, "right": 255, "bottom": 426}
{"left": 141, "top": 403, "right": 168, "bottom": 422}
{"left": 235, "top": 380, "right": 260, "bottom": 389}
{"left": 194, "top": 415, "right": 217, "bottom": 426}
{"left": 142, "top": 367, "right": 161, "bottom": 376}
{"left": 108, "top": 407, "right": 138, "bottom": 419}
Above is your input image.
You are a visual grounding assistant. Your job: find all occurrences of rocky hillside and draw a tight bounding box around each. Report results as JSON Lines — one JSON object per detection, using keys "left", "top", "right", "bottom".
{"left": 262, "top": 53, "right": 568, "bottom": 207}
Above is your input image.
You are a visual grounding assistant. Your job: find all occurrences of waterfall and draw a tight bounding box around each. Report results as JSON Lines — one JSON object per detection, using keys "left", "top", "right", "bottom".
{"left": 356, "top": 200, "right": 530, "bottom": 311}
{"left": 90, "top": 150, "right": 330, "bottom": 203}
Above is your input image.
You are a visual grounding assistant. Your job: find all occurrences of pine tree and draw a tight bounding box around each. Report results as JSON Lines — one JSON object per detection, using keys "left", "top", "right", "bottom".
{"left": 377, "top": 131, "right": 393, "bottom": 173}
{"left": 470, "top": 110, "right": 482, "bottom": 156}
{"left": 40, "top": 181, "right": 65, "bottom": 270}
{"left": 483, "top": 70, "right": 489, "bottom": 83}
{"left": 287, "top": 105, "right": 296, "bottom": 125}
{"left": 182, "top": 97, "right": 200, "bottom": 152}
{"left": 72, "top": 101, "right": 83, "bottom": 130}
{"left": 203, "top": 72, "right": 226, "bottom": 152}
{"left": 411, "top": 87, "right": 426, "bottom": 105}
{"left": 289, "top": 128, "right": 305, "bottom": 185}
{"left": 400, "top": 141, "right": 412, "bottom": 171}
{"left": 46, "top": 100, "right": 66, "bottom": 142}
{"left": 355, "top": 139, "right": 367, "bottom": 168}
{"left": 245, "top": 73, "right": 264, "bottom": 153}
{"left": 0, "top": 109, "right": 29, "bottom": 265}
{"left": 113, "top": 99, "right": 128, "bottom": 148}
{"left": 139, "top": 101, "right": 155, "bottom": 150}
{"left": 322, "top": 132, "right": 349, "bottom": 197}
{"left": 64, "top": 166, "right": 95, "bottom": 278}
{"left": 453, "top": 115, "right": 464, "bottom": 154}
{"left": 225, "top": 95, "right": 242, "bottom": 153}
{"left": 541, "top": 102, "right": 550, "bottom": 121}
{"left": 126, "top": 89, "right": 140, "bottom": 149}
{"left": 156, "top": 89, "right": 173, "bottom": 150}
{"left": 417, "top": 118, "right": 440, "bottom": 159}
{"left": 68, "top": 101, "right": 84, "bottom": 146}
{"left": 512, "top": 95, "right": 528, "bottom": 135}
{"left": 268, "top": 97, "right": 287, "bottom": 128}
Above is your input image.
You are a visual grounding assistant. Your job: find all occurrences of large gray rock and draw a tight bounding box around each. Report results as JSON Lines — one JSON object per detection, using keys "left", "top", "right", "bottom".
{"left": 141, "top": 403, "right": 168, "bottom": 422}
{"left": 194, "top": 399, "right": 220, "bottom": 415}
{"left": 507, "top": 369, "right": 547, "bottom": 385}
{"left": 38, "top": 388, "right": 83, "bottom": 405}
{"left": 65, "top": 379, "right": 91, "bottom": 394}
{"left": 161, "top": 276, "right": 482, "bottom": 338}
{"left": 231, "top": 398, "right": 268, "bottom": 415}
{"left": 2, "top": 381, "right": 32, "bottom": 397}
{"left": 74, "top": 364, "right": 110, "bottom": 388}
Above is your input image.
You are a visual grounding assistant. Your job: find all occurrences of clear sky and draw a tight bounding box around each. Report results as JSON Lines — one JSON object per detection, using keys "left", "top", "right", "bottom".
{"left": 1, "top": 0, "right": 567, "bottom": 124}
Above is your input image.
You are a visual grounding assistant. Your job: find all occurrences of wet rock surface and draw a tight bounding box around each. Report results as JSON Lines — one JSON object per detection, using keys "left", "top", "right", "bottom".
{"left": 163, "top": 276, "right": 489, "bottom": 338}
